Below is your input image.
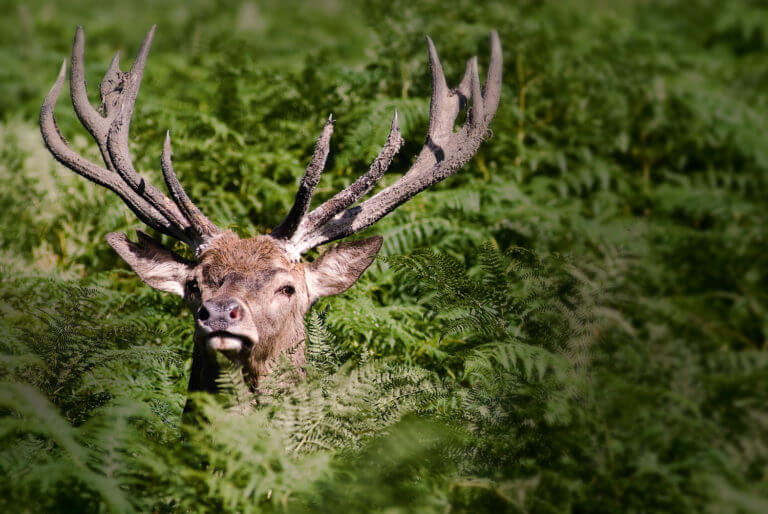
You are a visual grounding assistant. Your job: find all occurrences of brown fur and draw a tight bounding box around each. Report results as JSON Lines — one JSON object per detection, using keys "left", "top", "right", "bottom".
{"left": 193, "top": 232, "right": 309, "bottom": 386}
{"left": 199, "top": 233, "right": 294, "bottom": 280}
{"left": 107, "top": 229, "right": 382, "bottom": 396}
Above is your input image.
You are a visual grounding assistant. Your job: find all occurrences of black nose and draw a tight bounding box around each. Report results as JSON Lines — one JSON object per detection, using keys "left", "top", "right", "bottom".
{"left": 197, "top": 298, "right": 243, "bottom": 331}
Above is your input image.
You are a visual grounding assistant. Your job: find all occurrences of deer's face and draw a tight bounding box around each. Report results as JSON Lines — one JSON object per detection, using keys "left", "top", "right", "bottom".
{"left": 189, "top": 234, "right": 314, "bottom": 370}
{"left": 107, "top": 230, "right": 382, "bottom": 378}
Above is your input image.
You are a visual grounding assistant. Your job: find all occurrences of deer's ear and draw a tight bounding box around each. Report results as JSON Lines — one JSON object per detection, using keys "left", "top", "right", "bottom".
{"left": 106, "top": 231, "right": 193, "bottom": 297}
{"left": 306, "top": 236, "right": 383, "bottom": 302}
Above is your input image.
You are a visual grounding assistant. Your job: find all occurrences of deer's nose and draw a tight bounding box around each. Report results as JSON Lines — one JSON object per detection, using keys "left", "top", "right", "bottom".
{"left": 197, "top": 298, "right": 243, "bottom": 331}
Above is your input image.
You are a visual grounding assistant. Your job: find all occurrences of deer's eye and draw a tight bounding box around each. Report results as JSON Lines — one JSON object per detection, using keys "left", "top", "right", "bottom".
{"left": 188, "top": 279, "right": 200, "bottom": 295}
{"left": 278, "top": 285, "right": 295, "bottom": 297}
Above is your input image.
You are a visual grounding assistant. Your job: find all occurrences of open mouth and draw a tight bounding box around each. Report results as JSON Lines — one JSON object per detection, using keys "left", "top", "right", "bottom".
{"left": 205, "top": 331, "right": 254, "bottom": 353}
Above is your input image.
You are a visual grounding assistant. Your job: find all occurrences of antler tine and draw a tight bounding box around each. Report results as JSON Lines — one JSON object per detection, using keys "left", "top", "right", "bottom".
{"left": 70, "top": 27, "right": 108, "bottom": 147}
{"left": 482, "top": 30, "right": 503, "bottom": 125}
{"left": 271, "top": 115, "right": 335, "bottom": 240}
{"left": 161, "top": 131, "right": 221, "bottom": 244}
{"left": 100, "top": 51, "right": 123, "bottom": 118}
{"left": 72, "top": 26, "right": 127, "bottom": 174}
{"left": 468, "top": 57, "right": 485, "bottom": 127}
{"left": 283, "top": 31, "right": 502, "bottom": 255}
{"left": 105, "top": 26, "right": 192, "bottom": 233}
{"left": 424, "top": 35, "right": 454, "bottom": 152}
{"left": 40, "top": 60, "right": 182, "bottom": 236}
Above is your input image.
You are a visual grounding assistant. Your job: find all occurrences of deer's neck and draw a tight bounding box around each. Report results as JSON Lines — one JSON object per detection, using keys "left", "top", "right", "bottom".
{"left": 245, "top": 318, "right": 307, "bottom": 386}
{"left": 186, "top": 318, "right": 308, "bottom": 402}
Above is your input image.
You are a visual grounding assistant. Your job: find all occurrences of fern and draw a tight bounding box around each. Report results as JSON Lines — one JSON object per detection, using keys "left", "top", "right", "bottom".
{"left": 1, "top": 0, "right": 768, "bottom": 511}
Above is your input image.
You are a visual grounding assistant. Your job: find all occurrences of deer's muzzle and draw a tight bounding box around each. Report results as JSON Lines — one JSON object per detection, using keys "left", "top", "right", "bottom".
{"left": 198, "top": 298, "right": 243, "bottom": 331}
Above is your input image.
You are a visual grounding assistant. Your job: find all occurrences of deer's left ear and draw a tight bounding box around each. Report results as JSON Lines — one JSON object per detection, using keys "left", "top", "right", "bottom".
{"left": 306, "top": 236, "right": 383, "bottom": 302}
{"left": 106, "top": 231, "right": 193, "bottom": 297}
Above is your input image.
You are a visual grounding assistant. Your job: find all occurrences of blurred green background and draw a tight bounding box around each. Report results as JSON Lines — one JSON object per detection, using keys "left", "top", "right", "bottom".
{"left": 0, "top": 0, "right": 767, "bottom": 512}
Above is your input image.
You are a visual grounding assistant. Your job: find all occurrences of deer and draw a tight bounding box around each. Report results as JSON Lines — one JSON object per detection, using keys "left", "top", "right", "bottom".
{"left": 39, "top": 26, "right": 502, "bottom": 400}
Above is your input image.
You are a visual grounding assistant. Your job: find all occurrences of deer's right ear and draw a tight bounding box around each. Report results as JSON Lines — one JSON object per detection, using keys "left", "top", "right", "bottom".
{"left": 106, "top": 231, "right": 193, "bottom": 297}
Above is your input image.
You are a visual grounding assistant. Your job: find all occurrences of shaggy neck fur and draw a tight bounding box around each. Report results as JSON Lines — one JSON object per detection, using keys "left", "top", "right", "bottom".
{"left": 244, "top": 305, "right": 308, "bottom": 385}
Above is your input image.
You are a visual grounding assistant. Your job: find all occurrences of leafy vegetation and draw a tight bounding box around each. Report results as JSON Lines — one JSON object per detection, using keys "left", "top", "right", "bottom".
{"left": 1, "top": 0, "right": 767, "bottom": 511}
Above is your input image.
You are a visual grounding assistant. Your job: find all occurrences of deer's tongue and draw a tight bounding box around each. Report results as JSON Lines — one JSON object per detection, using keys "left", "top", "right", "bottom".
{"left": 208, "top": 336, "right": 243, "bottom": 352}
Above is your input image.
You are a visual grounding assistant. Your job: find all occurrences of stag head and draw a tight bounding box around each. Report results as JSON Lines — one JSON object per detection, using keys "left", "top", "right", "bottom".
{"left": 40, "top": 26, "right": 502, "bottom": 395}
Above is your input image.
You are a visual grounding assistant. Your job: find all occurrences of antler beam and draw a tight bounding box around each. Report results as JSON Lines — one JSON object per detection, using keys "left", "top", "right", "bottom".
{"left": 271, "top": 31, "right": 502, "bottom": 258}
{"left": 40, "top": 26, "right": 221, "bottom": 253}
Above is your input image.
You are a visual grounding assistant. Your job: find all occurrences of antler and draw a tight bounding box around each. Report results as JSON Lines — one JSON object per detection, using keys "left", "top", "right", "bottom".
{"left": 271, "top": 31, "right": 502, "bottom": 259}
{"left": 40, "top": 26, "right": 221, "bottom": 255}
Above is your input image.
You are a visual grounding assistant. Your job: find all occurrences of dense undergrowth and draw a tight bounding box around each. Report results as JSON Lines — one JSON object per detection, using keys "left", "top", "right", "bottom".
{"left": 0, "top": 0, "right": 767, "bottom": 512}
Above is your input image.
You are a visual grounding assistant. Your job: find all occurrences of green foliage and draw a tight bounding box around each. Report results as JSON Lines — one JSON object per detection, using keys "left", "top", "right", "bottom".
{"left": 0, "top": 0, "right": 767, "bottom": 512}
